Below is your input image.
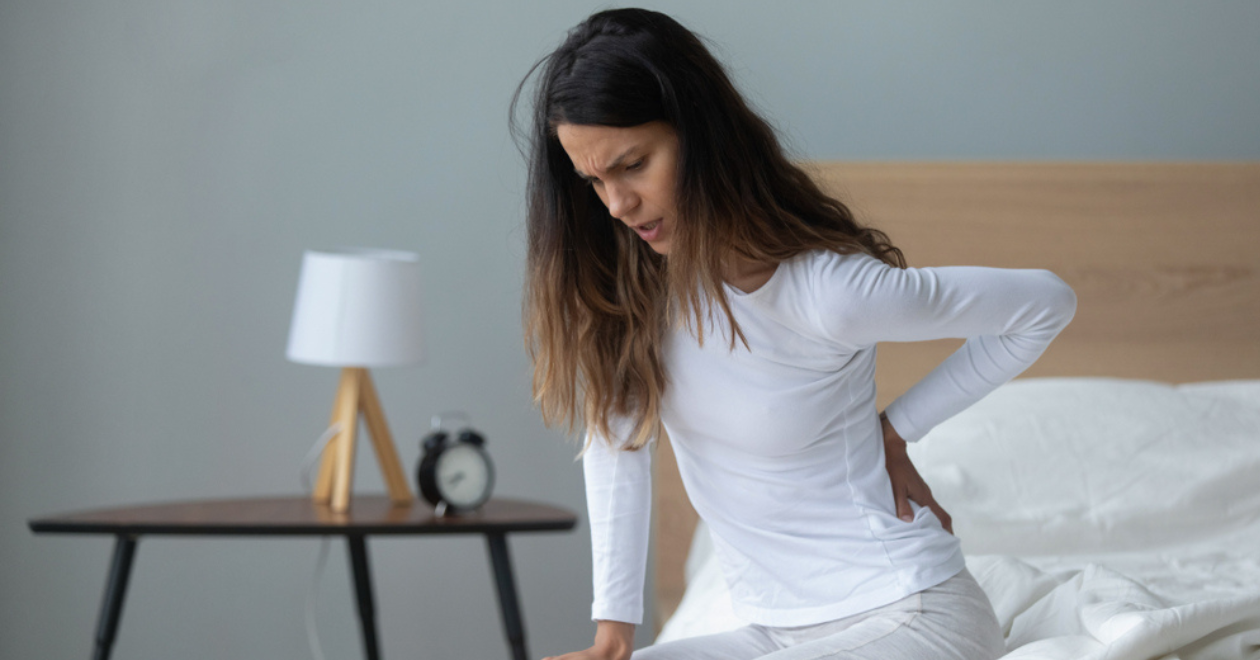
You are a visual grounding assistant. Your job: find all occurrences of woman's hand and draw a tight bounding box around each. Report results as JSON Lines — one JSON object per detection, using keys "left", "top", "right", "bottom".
{"left": 542, "top": 620, "right": 635, "bottom": 660}
{"left": 880, "top": 412, "right": 953, "bottom": 534}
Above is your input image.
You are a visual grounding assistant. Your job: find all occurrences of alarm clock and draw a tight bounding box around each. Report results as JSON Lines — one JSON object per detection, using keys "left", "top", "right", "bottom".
{"left": 416, "top": 420, "right": 495, "bottom": 514}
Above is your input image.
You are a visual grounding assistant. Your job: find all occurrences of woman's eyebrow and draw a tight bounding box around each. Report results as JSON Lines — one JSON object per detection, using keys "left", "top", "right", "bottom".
{"left": 574, "top": 147, "right": 640, "bottom": 180}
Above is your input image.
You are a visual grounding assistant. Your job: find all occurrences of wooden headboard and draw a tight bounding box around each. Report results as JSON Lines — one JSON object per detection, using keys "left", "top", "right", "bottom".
{"left": 652, "top": 162, "right": 1260, "bottom": 632}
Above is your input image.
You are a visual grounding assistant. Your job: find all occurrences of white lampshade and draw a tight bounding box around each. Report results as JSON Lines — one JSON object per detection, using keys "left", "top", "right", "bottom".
{"left": 286, "top": 248, "right": 424, "bottom": 368}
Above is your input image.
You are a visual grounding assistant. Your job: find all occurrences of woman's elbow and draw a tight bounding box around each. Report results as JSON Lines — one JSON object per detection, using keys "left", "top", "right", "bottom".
{"left": 1038, "top": 269, "right": 1078, "bottom": 329}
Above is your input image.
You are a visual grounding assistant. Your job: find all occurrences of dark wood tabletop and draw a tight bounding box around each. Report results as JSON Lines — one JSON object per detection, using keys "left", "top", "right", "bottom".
{"left": 28, "top": 495, "right": 577, "bottom": 536}
{"left": 30, "top": 495, "right": 577, "bottom": 660}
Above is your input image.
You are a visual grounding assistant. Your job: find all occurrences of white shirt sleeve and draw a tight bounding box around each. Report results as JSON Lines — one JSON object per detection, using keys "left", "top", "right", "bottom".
{"left": 810, "top": 252, "right": 1078, "bottom": 442}
{"left": 582, "top": 426, "right": 653, "bottom": 624}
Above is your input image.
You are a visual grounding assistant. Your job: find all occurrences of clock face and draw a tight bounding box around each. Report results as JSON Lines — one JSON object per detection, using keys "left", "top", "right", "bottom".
{"left": 434, "top": 443, "right": 493, "bottom": 509}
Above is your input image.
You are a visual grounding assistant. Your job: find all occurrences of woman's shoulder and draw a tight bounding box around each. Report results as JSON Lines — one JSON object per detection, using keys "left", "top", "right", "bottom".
{"left": 763, "top": 249, "right": 889, "bottom": 316}
{"left": 748, "top": 249, "right": 891, "bottom": 345}
{"left": 791, "top": 247, "right": 882, "bottom": 267}
{"left": 784, "top": 248, "right": 887, "bottom": 288}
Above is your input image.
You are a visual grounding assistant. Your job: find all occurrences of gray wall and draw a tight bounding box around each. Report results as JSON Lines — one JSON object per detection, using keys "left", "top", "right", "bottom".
{"left": 2, "top": 2, "right": 1257, "bottom": 659}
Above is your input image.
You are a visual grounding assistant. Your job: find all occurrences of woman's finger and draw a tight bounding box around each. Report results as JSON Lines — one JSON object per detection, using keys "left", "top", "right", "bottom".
{"left": 896, "top": 483, "right": 914, "bottom": 522}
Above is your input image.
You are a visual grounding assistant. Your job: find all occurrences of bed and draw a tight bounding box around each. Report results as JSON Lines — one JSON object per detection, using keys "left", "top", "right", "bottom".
{"left": 649, "top": 163, "right": 1260, "bottom": 659}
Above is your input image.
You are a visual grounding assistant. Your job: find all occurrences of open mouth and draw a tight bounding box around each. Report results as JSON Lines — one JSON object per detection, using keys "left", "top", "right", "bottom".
{"left": 634, "top": 219, "right": 662, "bottom": 241}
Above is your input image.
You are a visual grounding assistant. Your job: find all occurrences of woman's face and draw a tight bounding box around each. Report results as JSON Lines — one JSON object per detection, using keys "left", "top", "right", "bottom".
{"left": 555, "top": 121, "right": 680, "bottom": 255}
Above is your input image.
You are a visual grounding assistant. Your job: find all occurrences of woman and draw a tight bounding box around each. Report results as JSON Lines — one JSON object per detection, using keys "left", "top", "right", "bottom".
{"left": 515, "top": 9, "right": 1076, "bottom": 660}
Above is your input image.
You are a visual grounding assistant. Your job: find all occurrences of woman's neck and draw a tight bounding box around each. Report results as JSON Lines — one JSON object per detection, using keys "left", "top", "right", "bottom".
{"left": 723, "top": 255, "right": 778, "bottom": 294}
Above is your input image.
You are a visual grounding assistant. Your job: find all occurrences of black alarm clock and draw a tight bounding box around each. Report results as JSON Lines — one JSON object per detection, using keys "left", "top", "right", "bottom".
{"left": 416, "top": 418, "right": 495, "bottom": 514}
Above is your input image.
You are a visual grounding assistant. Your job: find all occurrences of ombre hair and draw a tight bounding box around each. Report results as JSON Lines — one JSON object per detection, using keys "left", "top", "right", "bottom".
{"left": 512, "top": 8, "right": 904, "bottom": 450}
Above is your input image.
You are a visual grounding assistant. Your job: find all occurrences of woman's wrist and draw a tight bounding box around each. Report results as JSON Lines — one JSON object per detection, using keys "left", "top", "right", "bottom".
{"left": 593, "top": 620, "right": 635, "bottom": 659}
{"left": 880, "top": 411, "right": 909, "bottom": 455}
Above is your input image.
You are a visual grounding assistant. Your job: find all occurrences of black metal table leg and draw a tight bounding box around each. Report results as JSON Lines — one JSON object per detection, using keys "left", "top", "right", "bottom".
{"left": 486, "top": 532, "right": 527, "bottom": 660}
{"left": 93, "top": 535, "right": 138, "bottom": 660}
{"left": 347, "top": 535, "right": 381, "bottom": 660}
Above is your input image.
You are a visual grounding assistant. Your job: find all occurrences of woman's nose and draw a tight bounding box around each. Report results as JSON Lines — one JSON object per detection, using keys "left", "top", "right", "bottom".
{"left": 604, "top": 182, "right": 639, "bottom": 220}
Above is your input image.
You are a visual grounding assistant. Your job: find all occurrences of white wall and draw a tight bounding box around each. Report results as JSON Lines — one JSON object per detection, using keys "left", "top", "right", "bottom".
{"left": 2, "top": 2, "right": 1257, "bottom": 659}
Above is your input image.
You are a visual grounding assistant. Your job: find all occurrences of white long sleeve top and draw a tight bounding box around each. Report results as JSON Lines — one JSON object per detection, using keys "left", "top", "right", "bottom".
{"left": 583, "top": 249, "right": 1077, "bottom": 627}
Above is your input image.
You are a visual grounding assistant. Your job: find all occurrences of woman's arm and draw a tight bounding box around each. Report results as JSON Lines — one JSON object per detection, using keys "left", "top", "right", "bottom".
{"left": 813, "top": 252, "right": 1078, "bottom": 443}
{"left": 582, "top": 429, "right": 652, "bottom": 624}
{"left": 543, "top": 428, "right": 651, "bottom": 660}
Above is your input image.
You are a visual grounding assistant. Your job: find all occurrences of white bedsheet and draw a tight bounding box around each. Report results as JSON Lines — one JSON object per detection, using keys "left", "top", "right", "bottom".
{"left": 656, "top": 379, "right": 1260, "bottom": 659}
{"left": 973, "top": 553, "right": 1260, "bottom": 659}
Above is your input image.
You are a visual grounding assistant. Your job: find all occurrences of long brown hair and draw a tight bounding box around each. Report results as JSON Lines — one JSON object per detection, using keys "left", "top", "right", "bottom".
{"left": 513, "top": 9, "right": 904, "bottom": 450}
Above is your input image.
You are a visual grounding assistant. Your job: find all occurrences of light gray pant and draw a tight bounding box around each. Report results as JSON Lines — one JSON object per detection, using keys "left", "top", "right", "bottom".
{"left": 633, "top": 569, "right": 1005, "bottom": 660}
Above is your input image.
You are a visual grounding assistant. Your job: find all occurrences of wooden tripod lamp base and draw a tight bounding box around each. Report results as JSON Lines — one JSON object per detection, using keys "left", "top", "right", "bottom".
{"left": 312, "top": 367, "right": 414, "bottom": 512}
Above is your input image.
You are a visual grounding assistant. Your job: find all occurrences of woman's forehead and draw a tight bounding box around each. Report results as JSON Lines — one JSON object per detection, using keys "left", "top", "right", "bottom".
{"left": 555, "top": 122, "right": 675, "bottom": 174}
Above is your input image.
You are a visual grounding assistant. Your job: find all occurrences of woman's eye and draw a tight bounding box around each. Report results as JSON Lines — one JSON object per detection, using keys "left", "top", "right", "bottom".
{"left": 626, "top": 160, "right": 644, "bottom": 171}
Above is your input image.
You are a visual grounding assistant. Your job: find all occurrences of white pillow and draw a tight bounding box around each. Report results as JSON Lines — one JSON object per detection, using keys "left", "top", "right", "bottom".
{"left": 907, "top": 378, "right": 1260, "bottom": 556}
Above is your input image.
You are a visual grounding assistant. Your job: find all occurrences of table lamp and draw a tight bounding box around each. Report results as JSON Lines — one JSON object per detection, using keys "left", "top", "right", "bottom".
{"left": 286, "top": 248, "right": 423, "bottom": 512}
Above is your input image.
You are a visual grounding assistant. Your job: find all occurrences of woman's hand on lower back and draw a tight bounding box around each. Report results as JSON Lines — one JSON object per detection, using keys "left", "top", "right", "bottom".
{"left": 542, "top": 620, "right": 635, "bottom": 660}
{"left": 881, "top": 412, "right": 954, "bottom": 534}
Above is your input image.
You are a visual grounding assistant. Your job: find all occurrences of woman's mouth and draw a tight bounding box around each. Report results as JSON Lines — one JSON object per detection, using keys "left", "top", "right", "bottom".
{"left": 634, "top": 219, "right": 662, "bottom": 242}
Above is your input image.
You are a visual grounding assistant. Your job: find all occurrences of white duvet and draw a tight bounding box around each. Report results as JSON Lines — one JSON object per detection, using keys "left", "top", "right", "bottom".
{"left": 656, "top": 379, "right": 1260, "bottom": 659}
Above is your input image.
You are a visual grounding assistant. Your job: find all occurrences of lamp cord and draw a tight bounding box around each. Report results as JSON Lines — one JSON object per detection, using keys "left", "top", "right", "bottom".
{"left": 301, "top": 423, "right": 340, "bottom": 660}
{"left": 300, "top": 423, "right": 342, "bottom": 493}
{"left": 305, "top": 537, "right": 331, "bottom": 660}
